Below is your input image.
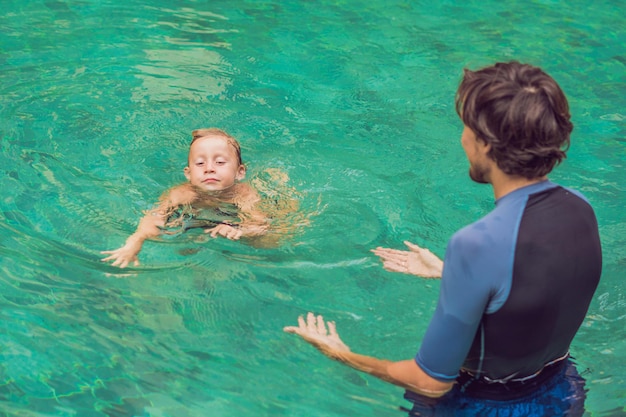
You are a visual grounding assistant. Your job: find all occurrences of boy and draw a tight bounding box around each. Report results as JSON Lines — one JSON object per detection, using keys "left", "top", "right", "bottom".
{"left": 101, "top": 128, "right": 269, "bottom": 268}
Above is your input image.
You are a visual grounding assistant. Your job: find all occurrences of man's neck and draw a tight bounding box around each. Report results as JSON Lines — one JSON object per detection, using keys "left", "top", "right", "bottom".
{"left": 490, "top": 170, "right": 547, "bottom": 200}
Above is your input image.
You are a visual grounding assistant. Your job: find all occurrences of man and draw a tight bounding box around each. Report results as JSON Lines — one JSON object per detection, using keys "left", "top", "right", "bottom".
{"left": 284, "top": 61, "right": 602, "bottom": 414}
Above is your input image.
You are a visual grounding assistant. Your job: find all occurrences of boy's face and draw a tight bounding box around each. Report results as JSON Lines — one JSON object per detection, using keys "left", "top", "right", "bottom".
{"left": 184, "top": 136, "right": 245, "bottom": 191}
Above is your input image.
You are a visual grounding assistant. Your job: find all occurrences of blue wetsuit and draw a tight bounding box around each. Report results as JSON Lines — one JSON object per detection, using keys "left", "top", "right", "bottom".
{"left": 413, "top": 180, "right": 602, "bottom": 405}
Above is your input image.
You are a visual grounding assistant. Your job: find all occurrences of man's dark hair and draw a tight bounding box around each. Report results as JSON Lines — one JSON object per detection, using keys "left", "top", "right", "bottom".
{"left": 455, "top": 61, "right": 573, "bottom": 179}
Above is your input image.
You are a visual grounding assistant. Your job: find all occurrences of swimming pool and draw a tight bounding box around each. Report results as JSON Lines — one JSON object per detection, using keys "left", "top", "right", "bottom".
{"left": 1, "top": 0, "right": 624, "bottom": 415}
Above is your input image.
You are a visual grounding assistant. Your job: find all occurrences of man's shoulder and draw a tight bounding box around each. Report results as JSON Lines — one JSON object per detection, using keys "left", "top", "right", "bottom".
{"left": 448, "top": 221, "right": 493, "bottom": 259}
{"left": 555, "top": 184, "right": 592, "bottom": 205}
{"left": 448, "top": 202, "right": 522, "bottom": 258}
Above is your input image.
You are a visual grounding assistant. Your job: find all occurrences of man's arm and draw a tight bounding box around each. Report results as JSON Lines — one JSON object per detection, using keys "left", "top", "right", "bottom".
{"left": 284, "top": 312, "right": 453, "bottom": 398}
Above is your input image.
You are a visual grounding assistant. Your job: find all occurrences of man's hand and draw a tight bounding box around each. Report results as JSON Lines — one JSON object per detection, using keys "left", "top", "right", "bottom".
{"left": 284, "top": 312, "right": 351, "bottom": 359}
{"left": 284, "top": 312, "right": 453, "bottom": 397}
{"left": 371, "top": 240, "right": 443, "bottom": 278}
{"left": 205, "top": 224, "right": 243, "bottom": 240}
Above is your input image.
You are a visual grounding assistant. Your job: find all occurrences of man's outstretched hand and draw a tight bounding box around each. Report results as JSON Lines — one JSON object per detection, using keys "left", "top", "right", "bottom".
{"left": 371, "top": 240, "right": 443, "bottom": 278}
{"left": 283, "top": 312, "right": 350, "bottom": 359}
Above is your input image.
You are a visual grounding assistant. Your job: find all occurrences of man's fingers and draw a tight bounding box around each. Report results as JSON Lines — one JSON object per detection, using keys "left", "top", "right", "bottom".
{"left": 372, "top": 247, "right": 405, "bottom": 257}
{"left": 297, "top": 314, "right": 306, "bottom": 329}
{"left": 373, "top": 248, "right": 411, "bottom": 265}
{"left": 383, "top": 262, "right": 407, "bottom": 273}
{"left": 306, "top": 312, "right": 317, "bottom": 332}
{"left": 404, "top": 241, "right": 423, "bottom": 252}
{"left": 374, "top": 252, "right": 404, "bottom": 263}
{"left": 316, "top": 315, "right": 327, "bottom": 335}
{"left": 328, "top": 321, "right": 338, "bottom": 337}
{"left": 283, "top": 325, "right": 298, "bottom": 334}
{"left": 284, "top": 315, "right": 307, "bottom": 335}
{"left": 285, "top": 313, "right": 350, "bottom": 354}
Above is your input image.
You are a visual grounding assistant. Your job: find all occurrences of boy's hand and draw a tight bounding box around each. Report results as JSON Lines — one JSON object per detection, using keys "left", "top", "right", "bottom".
{"left": 371, "top": 240, "right": 443, "bottom": 278}
{"left": 205, "top": 224, "right": 243, "bottom": 240}
{"left": 101, "top": 241, "right": 141, "bottom": 268}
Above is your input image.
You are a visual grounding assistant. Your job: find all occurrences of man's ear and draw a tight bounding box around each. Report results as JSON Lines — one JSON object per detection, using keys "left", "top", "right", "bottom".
{"left": 477, "top": 138, "right": 491, "bottom": 155}
{"left": 184, "top": 166, "right": 191, "bottom": 180}
{"left": 236, "top": 165, "right": 246, "bottom": 181}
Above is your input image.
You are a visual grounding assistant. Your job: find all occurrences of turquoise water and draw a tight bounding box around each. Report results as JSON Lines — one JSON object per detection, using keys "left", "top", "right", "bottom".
{"left": 1, "top": 0, "right": 625, "bottom": 415}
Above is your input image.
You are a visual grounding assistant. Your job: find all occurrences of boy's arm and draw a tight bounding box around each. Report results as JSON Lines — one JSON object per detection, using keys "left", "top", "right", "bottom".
{"left": 237, "top": 184, "right": 270, "bottom": 237}
{"left": 100, "top": 212, "right": 163, "bottom": 268}
{"left": 101, "top": 184, "right": 195, "bottom": 268}
{"left": 206, "top": 183, "right": 269, "bottom": 240}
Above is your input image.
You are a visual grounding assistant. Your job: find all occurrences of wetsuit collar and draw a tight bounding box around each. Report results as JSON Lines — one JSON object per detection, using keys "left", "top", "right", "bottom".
{"left": 495, "top": 179, "right": 557, "bottom": 206}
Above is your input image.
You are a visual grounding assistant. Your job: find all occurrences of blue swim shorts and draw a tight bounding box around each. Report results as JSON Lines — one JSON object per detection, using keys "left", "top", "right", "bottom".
{"left": 402, "top": 360, "right": 587, "bottom": 417}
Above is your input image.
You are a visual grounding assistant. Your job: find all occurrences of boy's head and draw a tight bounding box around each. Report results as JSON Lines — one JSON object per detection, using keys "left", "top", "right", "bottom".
{"left": 185, "top": 128, "right": 246, "bottom": 191}
{"left": 455, "top": 61, "right": 573, "bottom": 179}
{"left": 191, "top": 128, "right": 243, "bottom": 165}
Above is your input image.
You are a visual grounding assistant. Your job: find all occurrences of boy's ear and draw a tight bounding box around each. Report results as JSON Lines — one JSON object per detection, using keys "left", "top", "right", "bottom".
{"left": 184, "top": 166, "right": 191, "bottom": 180}
{"left": 236, "top": 165, "right": 246, "bottom": 180}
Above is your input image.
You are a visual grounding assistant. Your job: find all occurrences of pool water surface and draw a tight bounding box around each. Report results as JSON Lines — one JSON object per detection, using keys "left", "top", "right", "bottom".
{"left": 1, "top": 0, "right": 625, "bottom": 416}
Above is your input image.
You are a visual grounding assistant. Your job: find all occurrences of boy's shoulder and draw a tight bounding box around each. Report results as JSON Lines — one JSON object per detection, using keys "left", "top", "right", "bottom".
{"left": 235, "top": 181, "right": 258, "bottom": 194}
{"left": 162, "top": 183, "right": 197, "bottom": 206}
{"left": 232, "top": 182, "right": 261, "bottom": 209}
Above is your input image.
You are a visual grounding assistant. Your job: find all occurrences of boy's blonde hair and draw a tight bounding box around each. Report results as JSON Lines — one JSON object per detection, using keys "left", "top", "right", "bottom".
{"left": 190, "top": 128, "right": 243, "bottom": 165}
